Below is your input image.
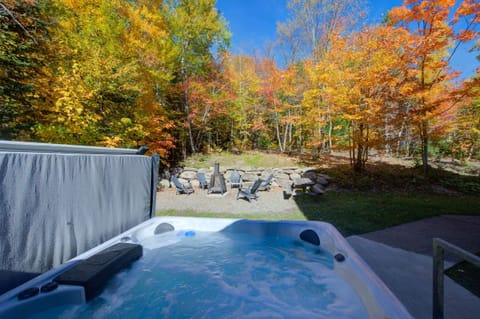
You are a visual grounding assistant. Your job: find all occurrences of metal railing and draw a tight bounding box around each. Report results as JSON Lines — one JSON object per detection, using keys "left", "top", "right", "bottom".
{"left": 432, "top": 238, "right": 480, "bottom": 319}
{"left": 0, "top": 140, "right": 148, "bottom": 155}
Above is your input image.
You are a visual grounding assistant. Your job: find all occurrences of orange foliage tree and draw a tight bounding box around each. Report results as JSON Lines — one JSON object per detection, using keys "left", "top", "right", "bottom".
{"left": 389, "top": 0, "right": 479, "bottom": 173}
{"left": 305, "top": 26, "right": 411, "bottom": 171}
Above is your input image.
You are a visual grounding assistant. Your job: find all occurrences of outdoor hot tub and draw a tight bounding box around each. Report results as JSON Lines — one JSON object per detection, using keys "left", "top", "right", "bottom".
{"left": 0, "top": 217, "right": 413, "bottom": 318}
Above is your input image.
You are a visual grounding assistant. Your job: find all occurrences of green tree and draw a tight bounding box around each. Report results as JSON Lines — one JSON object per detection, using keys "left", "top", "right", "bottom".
{"left": 0, "top": 0, "right": 51, "bottom": 139}
{"left": 163, "top": 0, "right": 230, "bottom": 158}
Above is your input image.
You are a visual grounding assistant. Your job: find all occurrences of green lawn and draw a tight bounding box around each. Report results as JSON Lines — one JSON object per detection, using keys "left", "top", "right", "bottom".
{"left": 181, "top": 151, "right": 303, "bottom": 169}
{"left": 165, "top": 151, "right": 480, "bottom": 236}
{"left": 157, "top": 192, "right": 480, "bottom": 237}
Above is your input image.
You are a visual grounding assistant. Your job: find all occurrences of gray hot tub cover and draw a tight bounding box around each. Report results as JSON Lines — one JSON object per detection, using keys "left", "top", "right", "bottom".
{"left": 0, "top": 145, "right": 159, "bottom": 274}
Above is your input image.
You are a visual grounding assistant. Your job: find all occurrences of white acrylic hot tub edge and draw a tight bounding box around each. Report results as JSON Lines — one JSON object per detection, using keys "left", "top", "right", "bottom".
{"left": 0, "top": 217, "right": 414, "bottom": 319}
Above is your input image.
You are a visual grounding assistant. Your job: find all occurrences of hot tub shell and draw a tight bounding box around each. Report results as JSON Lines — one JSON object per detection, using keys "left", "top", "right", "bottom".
{"left": 0, "top": 217, "right": 413, "bottom": 318}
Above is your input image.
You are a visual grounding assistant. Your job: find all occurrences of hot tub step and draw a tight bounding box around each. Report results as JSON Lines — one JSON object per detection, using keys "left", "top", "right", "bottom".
{"left": 55, "top": 243, "right": 142, "bottom": 301}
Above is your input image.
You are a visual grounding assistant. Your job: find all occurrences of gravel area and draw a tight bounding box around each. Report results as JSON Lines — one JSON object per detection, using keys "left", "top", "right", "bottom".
{"left": 155, "top": 186, "right": 302, "bottom": 215}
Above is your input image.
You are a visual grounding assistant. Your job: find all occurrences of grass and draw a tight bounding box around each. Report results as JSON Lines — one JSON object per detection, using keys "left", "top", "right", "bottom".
{"left": 181, "top": 151, "right": 303, "bottom": 169}
{"left": 162, "top": 150, "right": 480, "bottom": 236}
{"left": 157, "top": 192, "right": 480, "bottom": 237}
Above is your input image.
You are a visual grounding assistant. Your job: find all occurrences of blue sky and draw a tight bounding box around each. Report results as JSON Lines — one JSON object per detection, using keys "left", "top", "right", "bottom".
{"left": 216, "top": 0, "right": 477, "bottom": 79}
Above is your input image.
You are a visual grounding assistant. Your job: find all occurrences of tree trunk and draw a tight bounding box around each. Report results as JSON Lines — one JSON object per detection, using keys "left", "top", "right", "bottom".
{"left": 328, "top": 119, "right": 333, "bottom": 153}
{"left": 181, "top": 138, "right": 187, "bottom": 160}
{"left": 421, "top": 120, "right": 429, "bottom": 175}
{"left": 184, "top": 86, "right": 196, "bottom": 154}
{"left": 275, "top": 112, "right": 284, "bottom": 152}
{"left": 282, "top": 122, "right": 289, "bottom": 152}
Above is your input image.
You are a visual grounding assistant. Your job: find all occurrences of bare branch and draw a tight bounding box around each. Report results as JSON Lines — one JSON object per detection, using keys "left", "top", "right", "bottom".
{"left": 0, "top": 2, "right": 38, "bottom": 44}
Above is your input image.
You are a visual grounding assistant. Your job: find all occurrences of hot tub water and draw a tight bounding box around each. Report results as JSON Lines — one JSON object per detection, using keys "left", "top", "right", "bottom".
{"left": 31, "top": 231, "right": 368, "bottom": 319}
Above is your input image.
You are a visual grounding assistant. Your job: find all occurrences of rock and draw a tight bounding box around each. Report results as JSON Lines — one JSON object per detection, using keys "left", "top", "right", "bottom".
{"left": 160, "top": 169, "right": 171, "bottom": 180}
{"left": 283, "top": 170, "right": 297, "bottom": 175}
{"left": 311, "top": 184, "right": 326, "bottom": 194}
{"left": 261, "top": 169, "right": 274, "bottom": 179}
{"left": 180, "top": 171, "right": 197, "bottom": 180}
{"left": 290, "top": 173, "right": 301, "bottom": 180}
{"left": 274, "top": 173, "right": 289, "bottom": 180}
{"left": 225, "top": 171, "right": 242, "bottom": 182}
{"left": 317, "top": 173, "right": 331, "bottom": 181}
{"left": 241, "top": 173, "right": 258, "bottom": 182}
{"left": 182, "top": 167, "right": 198, "bottom": 172}
{"left": 158, "top": 179, "right": 170, "bottom": 189}
{"left": 278, "top": 179, "right": 292, "bottom": 188}
{"left": 276, "top": 178, "right": 291, "bottom": 188}
{"left": 303, "top": 170, "right": 318, "bottom": 182}
{"left": 197, "top": 168, "right": 212, "bottom": 175}
{"left": 316, "top": 176, "right": 329, "bottom": 186}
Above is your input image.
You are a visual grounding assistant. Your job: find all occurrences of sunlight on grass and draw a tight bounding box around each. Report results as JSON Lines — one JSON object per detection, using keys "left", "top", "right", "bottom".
{"left": 181, "top": 151, "right": 304, "bottom": 168}
{"left": 157, "top": 193, "right": 480, "bottom": 237}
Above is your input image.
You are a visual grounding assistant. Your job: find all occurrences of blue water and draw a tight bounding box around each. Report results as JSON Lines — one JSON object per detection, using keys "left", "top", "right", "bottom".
{"left": 33, "top": 232, "right": 369, "bottom": 318}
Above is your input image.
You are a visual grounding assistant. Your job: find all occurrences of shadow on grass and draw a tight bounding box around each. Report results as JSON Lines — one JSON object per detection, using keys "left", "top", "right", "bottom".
{"left": 292, "top": 192, "right": 480, "bottom": 237}
{"left": 300, "top": 158, "right": 480, "bottom": 195}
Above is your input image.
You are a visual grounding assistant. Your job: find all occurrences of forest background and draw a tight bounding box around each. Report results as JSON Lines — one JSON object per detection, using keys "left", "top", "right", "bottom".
{"left": 1, "top": 0, "right": 479, "bottom": 173}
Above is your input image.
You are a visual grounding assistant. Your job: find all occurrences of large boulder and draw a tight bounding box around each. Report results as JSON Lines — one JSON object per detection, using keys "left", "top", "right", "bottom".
{"left": 316, "top": 176, "right": 329, "bottom": 186}
{"left": 180, "top": 171, "right": 197, "bottom": 180}
{"left": 158, "top": 179, "right": 171, "bottom": 189}
{"left": 289, "top": 173, "right": 301, "bottom": 180}
{"left": 311, "top": 184, "right": 326, "bottom": 195}
{"left": 242, "top": 173, "right": 258, "bottom": 182}
{"left": 302, "top": 170, "right": 318, "bottom": 182}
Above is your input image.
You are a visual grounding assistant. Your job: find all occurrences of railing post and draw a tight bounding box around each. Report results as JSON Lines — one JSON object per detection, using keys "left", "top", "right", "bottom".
{"left": 432, "top": 238, "right": 480, "bottom": 319}
{"left": 433, "top": 239, "right": 445, "bottom": 319}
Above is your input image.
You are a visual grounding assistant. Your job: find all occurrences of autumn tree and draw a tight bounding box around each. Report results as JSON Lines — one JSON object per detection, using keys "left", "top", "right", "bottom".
{"left": 162, "top": 0, "right": 230, "bottom": 159}
{"left": 442, "top": 70, "right": 480, "bottom": 160}
{"left": 389, "top": 0, "right": 479, "bottom": 173}
{"left": 185, "top": 57, "right": 233, "bottom": 153}
{"left": 305, "top": 26, "right": 411, "bottom": 171}
{"left": 33, "top": 0, "right": 146, "bottom": 145}
{"left": 223, "top": 54, "right": 261, "bottom": 150}
{"left": 277, "top": 0, "right": 365, "bottom": 63}
{"left": 0, "top": 0, "right": 51, "bottom": 139}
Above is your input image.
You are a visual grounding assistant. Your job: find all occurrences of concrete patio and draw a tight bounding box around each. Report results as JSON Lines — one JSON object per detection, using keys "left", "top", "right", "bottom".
{"left": 348, "top": 215, "right": 480, "bottom": 319}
